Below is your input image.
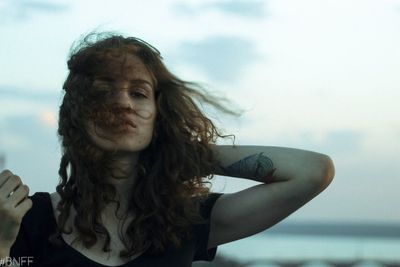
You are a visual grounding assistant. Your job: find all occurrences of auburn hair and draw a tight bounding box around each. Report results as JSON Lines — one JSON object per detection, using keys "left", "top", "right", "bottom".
{"left": 50, "top": 31, "right": 237, "bottom": 258}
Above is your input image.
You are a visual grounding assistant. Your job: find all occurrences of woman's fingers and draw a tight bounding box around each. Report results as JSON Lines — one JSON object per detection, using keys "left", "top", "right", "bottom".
{"left": 14, "top": 197, "right": 33, "bottom": 215}
{"left": 0, "top": 172, "right": 21, "bottom": 201}
{"left": 0, "top": 170, "right": 33, "bottom": 246}
{"left": 8, "top": 184, "right": 30, "bottom": 208}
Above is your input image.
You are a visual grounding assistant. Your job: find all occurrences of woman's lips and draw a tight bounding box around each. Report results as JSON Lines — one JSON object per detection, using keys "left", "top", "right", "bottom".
{"left": 126, "top": 121, "right": 137, "bottom": 128}
{"left": 117, "top": 120, "right": 137, "bottom": 133}
{"left": 121, "top": 114, "right": 138, "bottom": 128}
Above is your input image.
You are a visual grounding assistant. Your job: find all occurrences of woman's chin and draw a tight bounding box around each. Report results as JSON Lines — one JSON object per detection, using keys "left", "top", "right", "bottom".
{"left": 99, "top": 142, "right": 151, "bottom": 154}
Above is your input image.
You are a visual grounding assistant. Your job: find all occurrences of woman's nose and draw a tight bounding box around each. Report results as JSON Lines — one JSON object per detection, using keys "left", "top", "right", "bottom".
{"left": 111, "top": 89, "right": 134, "bottom": 108}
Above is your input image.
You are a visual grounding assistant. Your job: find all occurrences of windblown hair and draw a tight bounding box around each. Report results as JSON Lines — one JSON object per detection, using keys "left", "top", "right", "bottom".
{"left": 50, "top": 31, "right": 237, "bottom": 258}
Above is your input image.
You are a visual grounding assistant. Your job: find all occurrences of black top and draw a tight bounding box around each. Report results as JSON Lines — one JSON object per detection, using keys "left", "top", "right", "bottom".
{"left": 10, "top": 192, "right": 223, "bottom": 267}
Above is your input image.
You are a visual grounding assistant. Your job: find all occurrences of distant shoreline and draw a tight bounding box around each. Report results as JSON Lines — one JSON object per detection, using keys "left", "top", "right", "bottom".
{"left": 263, "top": 221, "right": 400, "bottom": 238}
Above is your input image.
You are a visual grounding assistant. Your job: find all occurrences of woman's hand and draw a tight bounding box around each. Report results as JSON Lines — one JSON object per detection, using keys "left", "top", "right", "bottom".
{"left": 0, "top": 170, "right": 32, "bottom": 254}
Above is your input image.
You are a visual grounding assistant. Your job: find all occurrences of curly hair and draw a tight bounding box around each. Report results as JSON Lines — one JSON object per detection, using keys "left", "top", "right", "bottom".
{"left": 50, "top": 31, "right": 237, "bottom": 258}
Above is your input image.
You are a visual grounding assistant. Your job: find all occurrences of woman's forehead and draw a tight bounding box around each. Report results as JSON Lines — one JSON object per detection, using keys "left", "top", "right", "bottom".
{"left": 92, "top": 53, "right": 155, "bottom": 85}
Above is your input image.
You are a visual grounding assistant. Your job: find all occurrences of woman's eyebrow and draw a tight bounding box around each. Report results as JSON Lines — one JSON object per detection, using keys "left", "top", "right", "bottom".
{"left": 130, "top": 79, "right": 154, "bottom": 89}
{"left": 95, "top": 76, "right": 114, "bottom": 81}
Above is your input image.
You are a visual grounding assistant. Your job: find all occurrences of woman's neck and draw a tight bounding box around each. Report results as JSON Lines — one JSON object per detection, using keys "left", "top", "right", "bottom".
{"left": 104, "top": 151, "right": 139, "bottom": 219}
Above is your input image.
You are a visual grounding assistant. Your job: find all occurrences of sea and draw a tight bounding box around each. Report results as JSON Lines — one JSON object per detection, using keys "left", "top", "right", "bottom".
{"left": 214, "top": 222, "right": 400, "bottom": 267}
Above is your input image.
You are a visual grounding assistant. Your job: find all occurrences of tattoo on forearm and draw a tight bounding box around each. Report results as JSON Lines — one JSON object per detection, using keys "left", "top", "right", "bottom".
{"left": 220, "top": 152, "right": 276, "bottom": 182}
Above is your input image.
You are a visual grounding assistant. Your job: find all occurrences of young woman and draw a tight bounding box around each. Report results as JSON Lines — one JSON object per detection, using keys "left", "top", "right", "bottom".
{"left": 0, "top": 32, "right": 335, "bottom": 267}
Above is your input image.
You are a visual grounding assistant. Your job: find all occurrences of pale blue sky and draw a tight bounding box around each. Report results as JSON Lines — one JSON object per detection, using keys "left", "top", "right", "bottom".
{"left": 0, "top": 0, "right": 399, "bottom": 224}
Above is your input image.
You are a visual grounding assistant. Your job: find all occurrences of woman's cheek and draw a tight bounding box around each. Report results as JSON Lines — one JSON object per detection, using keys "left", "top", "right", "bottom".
{"left": 136, "top": 109, "right": 153, "bottom": 119}
{"left": 136, "top": 103, "right": 157, "bottom": 123}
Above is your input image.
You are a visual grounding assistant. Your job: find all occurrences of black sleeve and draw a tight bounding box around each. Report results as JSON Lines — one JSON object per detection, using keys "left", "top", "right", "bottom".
{"left": 193, "top": 192, "right": 223, "bottom": 262}
{"left": 9, "top": 196, "right": 37, "bottom": 267}
{"left": 9, "top": 225, "right": 36, "bottom": 267}
{"left": 10, "top": 192, "right": 47, "bottom": 267}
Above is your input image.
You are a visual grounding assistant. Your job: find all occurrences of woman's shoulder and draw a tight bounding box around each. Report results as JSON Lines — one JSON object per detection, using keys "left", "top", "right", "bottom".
{"left": 28, "top": 191, "right": 51, "bottom": 203}
{"left": 22, "top": 192, "right": 56, "bottom": 230}
{"left": 27, "top": 191, "right": 52, "bottom": 213}
{"left": 10, "top": 192, "right": 61, "bottom": 265}
{"left": 195, "top": 192, "right": 224, "bottom": 219}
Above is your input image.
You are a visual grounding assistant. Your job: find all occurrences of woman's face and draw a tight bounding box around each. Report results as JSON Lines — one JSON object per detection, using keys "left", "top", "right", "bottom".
{"left": 86, "top": 53, "right": 157, "bottom": 153}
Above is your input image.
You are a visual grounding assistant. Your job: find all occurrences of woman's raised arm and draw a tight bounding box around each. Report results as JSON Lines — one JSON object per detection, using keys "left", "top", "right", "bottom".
{"left": 206, "top": 144, "right": 335, "bottom": 249}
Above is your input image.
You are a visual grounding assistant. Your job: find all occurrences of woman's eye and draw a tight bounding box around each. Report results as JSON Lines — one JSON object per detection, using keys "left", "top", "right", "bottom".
{"left": 93, "top": 82, "right": 111, "bottom": 91}
{"left": 100, "top": 85, "right": 111, "bottom": 91}
{"left": 130, "top": 91, "right": 147, "bottom": 98}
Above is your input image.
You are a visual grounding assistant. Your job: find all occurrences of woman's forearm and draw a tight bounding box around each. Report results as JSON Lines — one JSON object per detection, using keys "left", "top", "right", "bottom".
{"left": 211, "top": 144, "right": 335, "bottom": 185}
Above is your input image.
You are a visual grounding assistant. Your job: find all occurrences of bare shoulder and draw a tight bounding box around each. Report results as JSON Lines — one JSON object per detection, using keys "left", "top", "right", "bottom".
{"left": 49, "top": 192, "right": 61, "bottom": 217}
{"left": 50, "top": 192, "right": 60, "bottom": 206}
{"left": 49, "top": 192, "right": 76, "bottom": 227}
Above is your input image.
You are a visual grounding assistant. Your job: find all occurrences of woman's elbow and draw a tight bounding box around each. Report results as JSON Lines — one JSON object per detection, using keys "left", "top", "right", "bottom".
{"left": 314, "top": 155, "right": 335, "bottom": 189}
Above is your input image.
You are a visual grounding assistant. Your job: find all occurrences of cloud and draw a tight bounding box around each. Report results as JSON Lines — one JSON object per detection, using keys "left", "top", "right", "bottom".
{"left": 297, "top": 129, "right": 365, "bottom": 155}
{"left": 326, "top": 130, "right": 364, "bottom": 151}
{"left": 177, "top": 36, "right": 263, "bottom": 82}
{"left": 0, "top": 114, "right": 60, "bottom": 193}
{"left": 234, "top": 126, "right": 365, "bottom": 158}
{"left": 0, "top": 85, "right": 60, "bottom": 103}
{"left": 38, "top": 110, "right": 57, "bottom": 128}
{"left": 0, "top": 114, "right": 58, "bottom": 151}
{"left": 21, "top": 0, "right": 68, "bottom": 12}
{"left": 173, "top": 0, "right": 267, "bottom": 18}
{"left": 0, "top": 0, "right": 69, "bottom": 23}
{"left": 211, "top": 0, "right": 267, "bottom": 18}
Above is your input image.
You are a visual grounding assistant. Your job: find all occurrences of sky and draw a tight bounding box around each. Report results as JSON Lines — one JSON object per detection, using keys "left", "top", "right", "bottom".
{"left": 0, "top": 0, "right": 399, "bottom": 224}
